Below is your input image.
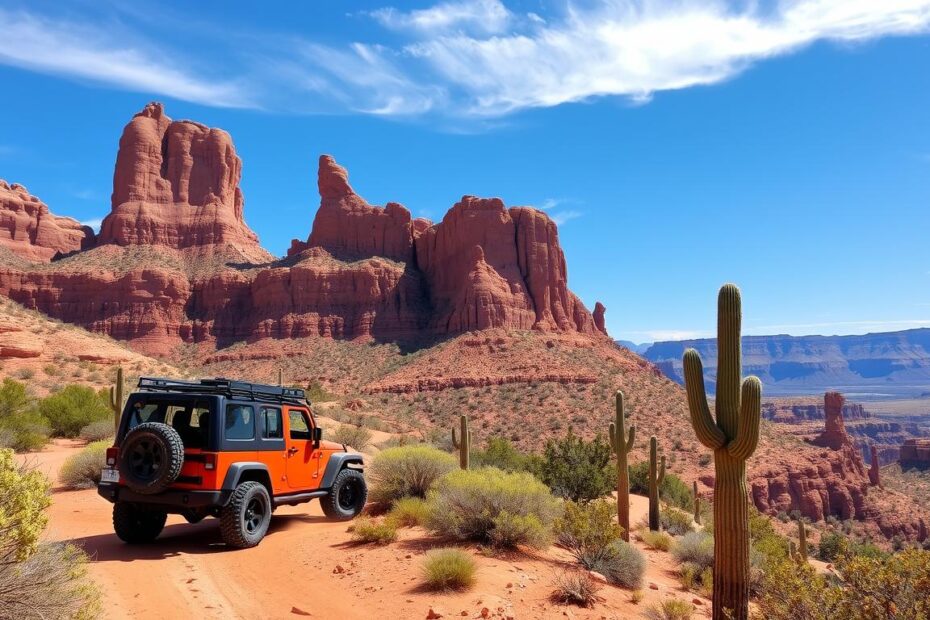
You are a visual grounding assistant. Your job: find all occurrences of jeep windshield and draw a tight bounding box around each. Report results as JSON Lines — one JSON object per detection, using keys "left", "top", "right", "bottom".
{"left": 124, "top": 396, "right": 214, "bottom": 450}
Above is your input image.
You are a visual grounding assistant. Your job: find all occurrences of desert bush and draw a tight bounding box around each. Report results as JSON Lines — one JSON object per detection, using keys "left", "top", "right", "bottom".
{"left": 644, "top": 599, "right": 693, "bottom": 620}
{"left": 386, "top": 497, "right": 431, "bottom": 527}
{"left": 472, "top": 437, "right": 539, "bottom": 473}
{"left": 673, "top": 531, "right": 714, "bottom": 572}
{"left": 330, "top": 424, "right": 373, "bottom": 451}
{"left": 39, "top": 385, "right": 110, "bottom": 438}
{"left": 421, "top": 548, "right": 476, "bottom": 591}
{"left": 641, "top": 530, "right": 673, "bottom": 551}
{"left": 0, "top": 541, "right": 99, "bottom": 620}
{"left": 0, "top": 379, "right": 49, "bottom": 452}
{"left": 661, "top": 507, "right": 694, "bottom": 535}
{"left": 306, "top": 381, "right": 333, "bottom": 403}
{"left": 539, "top": 430, "right": 614, "bottom": 502}
{"left": 817, "top": 531, "right": 849, "bottom": 562}
{"left": 0, "top": 449, "right": 50, "bottom": 560}
{"left": 368, "top": 445, "right": 456, "bottom": 505}
{"left": 630, "top": 461, "right": 692, "bottom": 511}
{"left": 79, "top": 420, "right": 114, "bottom": 443}
{"left": 427, "top": 467, "right": 561, "bottom": 549}
{"left": 551, "top": 570, "right": 603, "bottom": 607}
{"left": 835, "top": 548, "right": 930, "bottom": 618}
{"left": 349, "top": 517, "right": 397, "bottom": 544}
{"left": 555, "top": 500, "right": 622, "bottom": 567}
{"left": 59, "top": 441, "right": 108, "bottom": 490}
{"left": 588, "top": 540, "right": 645, "bottom": 589}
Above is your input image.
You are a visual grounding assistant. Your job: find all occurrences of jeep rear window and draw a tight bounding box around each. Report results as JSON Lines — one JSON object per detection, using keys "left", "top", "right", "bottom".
{"left": 260, "top": 407, "right": 283, "bottom": 439}
{"left": 225, "top": 405, "right": 255, "bottom": 440}
{"left": 126, "top": 400, "right": 212, "bottom": 448}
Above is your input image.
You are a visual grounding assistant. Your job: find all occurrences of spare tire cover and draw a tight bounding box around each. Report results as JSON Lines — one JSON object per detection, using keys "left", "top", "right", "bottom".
{"left": 118, "top": 422, "right": 185, "bottom": 495}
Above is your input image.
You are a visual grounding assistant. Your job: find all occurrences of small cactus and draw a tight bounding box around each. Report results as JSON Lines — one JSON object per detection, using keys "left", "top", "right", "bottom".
{"left": 683, "top": 284, "right": 762, "bottom": 620}
{"left": 277, "top": 368, "right": 284, "bottom": 386}
{"left": 108, "top": 366, "right": 125, "bottom": 436}
{"left": 693, "top": 480, "right": 702, "bottom": 525}
{"left": 451, "top": 414, "right": 471, "bottom": 470}
{"left": 868, "top": 445, "right": 881, "bottom": 487}
{"left": 647, "top": 435, "right": 665, "bottom": 532}
{"left": 609, "top": 390, "right": 635, "bottom": 541}
{"left": 796, "top": 518, "right": 808, "bottom": 561}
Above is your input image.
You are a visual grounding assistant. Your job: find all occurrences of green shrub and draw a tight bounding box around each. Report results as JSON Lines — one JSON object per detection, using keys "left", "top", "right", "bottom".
{"left": 421, "top": 548, "right": 476, "bottom": 591}
{"left": 539, "top": 430, "right": 614, "bottom": 502}
{"left": 588, "top": 540, "right": 645, "bottom": 589}
{"left": 349, "top": 517, "right": 397, "bottom": 544}
{"left": 672, "top": 531, "right": 714, "bottom": 573}
{"left": 330, "top": 424, "right": 373, "bottom": 451}
{"left": 78, "top": 420, "right": 114, "bottom": 443}
{"left": 661, "top": 507, "right": 694, "bottom": 535}
{"left": 551, "top": 570, "right": 603, "bottom": 607}
{"left": 472, "top": 437, "right": 537, "bottom": 473}
{"left": 369, "top": 445, "right": 456, "bottom": 505}
{"left": 630, "top": 461, "right": 692, "bottom": 510}
{"left": 39, "top": 385, "right": 110, "bottom": 438}
{"left": 386, "top": 497, "right": 431, "bottom": 527}
{"left": 644, "top": 599, "right": 693, "bottom": 620}
{"left": 555, "top": 500, "right": 622, "bottom": 567}
{"left": 0, "top": 449, "right": 51, "bottom": 560}
{"left": 59, "top": 441, "right": 108, "bottom": 490}
{"left": 0, "top": 379, "right": 49, "bottom": 452}
{"left": 817, "top": 531, "right": 849, "bottom": 562}
{"left": 641, "top": 530, "right": 673, "bottom": 551}
{"left": 427, "top": 467, "right": 561, "bottom": 549}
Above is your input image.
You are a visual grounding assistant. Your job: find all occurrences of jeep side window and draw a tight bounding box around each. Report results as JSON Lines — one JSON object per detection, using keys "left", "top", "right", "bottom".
{"left": 225, "top": 405, "right": 255, "bottom": 440}
{"left": 289, "top": 410, "right": 312, "bottom": 440}
{"left": 260, "top": 407, "right": 283, "bottom": 439}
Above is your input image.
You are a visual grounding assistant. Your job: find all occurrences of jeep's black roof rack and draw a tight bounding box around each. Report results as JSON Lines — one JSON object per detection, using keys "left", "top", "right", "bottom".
{"left": 137, "top": 377, "right": 309, "bottom": 405}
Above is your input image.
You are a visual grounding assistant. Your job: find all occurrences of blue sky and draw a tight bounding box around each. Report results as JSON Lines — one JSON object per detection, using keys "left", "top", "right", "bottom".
{"left": 0, "top": 0, "right": 928, "bottom": 342}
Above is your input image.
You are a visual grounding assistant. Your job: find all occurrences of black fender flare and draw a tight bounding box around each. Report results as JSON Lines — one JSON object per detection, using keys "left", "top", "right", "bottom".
{"left": 221, "top": 462, "right": 272, "bottom": 492}
{"left": 320, "top": 453, "right": 364, "bottom": 489}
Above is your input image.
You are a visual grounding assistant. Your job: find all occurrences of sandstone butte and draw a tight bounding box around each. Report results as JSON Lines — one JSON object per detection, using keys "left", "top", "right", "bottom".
{"left": 0, "top": 102, "right": 608, "bottom": 355}
{"left": 0, "top": 180, "right": 94, "bottom": 261}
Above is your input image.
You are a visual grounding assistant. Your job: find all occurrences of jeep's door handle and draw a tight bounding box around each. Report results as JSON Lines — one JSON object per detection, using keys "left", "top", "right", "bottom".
{"left": 287, "top": 447, "right": 299, "bottom": 455}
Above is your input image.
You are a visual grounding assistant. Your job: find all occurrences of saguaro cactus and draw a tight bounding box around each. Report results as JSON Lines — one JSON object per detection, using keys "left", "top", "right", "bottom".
{"left": 277, "top": 368, "right": 284, "bottom": 386}
{"left": 647, "top": 435, "right": 665, "bottom": 531}
{"left": 451, "top": 414, "right": 471, "bottom": 470}
{"left": 868, "top": 445, "right": 881, "bottom": 487}
{"left": 693, "top": 480, "right": 702, "bottom": 525}
{"left": 796, "top": 518, "right": 808, "bottom": 561}
{"left": 609, "top": 390, "right": 635, "bottom": 541}
{"left": 683, "top": 283, "right": 762, "bottom": 620}
{"left": 109, "top": 366, "right": 125, "bottom": 436}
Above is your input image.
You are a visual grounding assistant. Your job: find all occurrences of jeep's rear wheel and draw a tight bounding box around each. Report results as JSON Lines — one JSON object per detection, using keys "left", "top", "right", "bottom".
{"left": 113, "top": 503, "right": 167, "bottom": 544}
{"left": 118, "top": 422, "right": 184, "bottom": 495}
{"left": 220, "top": 481, "right": 272, "bottom": 549}
{"left": 321, "top": 468, "right": 367, "bottom": 521}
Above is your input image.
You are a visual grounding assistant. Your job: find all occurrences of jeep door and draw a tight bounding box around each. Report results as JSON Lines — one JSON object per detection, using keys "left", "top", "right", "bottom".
{"left": 284, "top": 406, "right": 322, "bottom": 490}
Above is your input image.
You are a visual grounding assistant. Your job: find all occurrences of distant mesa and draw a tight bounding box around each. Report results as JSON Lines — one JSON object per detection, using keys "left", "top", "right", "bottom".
{"left": 900, "top": 439, "right": 930, "bottom": 470}
{"left": 0, "top": 103, "right": 603, "bottom": 354}
{"left": 0, "top": 180, "right": 94, "bottom": 261}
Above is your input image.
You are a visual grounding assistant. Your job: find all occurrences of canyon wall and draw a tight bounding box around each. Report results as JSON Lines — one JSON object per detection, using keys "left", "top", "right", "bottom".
{"left": 0, "top": 181, "right": 94, "bottom": 261}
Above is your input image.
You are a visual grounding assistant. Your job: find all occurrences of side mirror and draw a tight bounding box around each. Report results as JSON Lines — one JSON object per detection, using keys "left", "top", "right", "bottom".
{"left": 313, "top": 427, "right": 322, "bottom": 448}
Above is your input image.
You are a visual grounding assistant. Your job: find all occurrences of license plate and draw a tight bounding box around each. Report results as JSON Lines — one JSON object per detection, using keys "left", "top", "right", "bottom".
{"left": 100, "top": 468, "right": 119, "bottom": 483}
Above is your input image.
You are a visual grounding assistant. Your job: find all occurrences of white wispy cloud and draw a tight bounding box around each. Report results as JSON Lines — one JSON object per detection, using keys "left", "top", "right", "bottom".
{"left": 550, "top": 210, "right": 583, "bottom": 225}
{"left": 369, "top": 0, "right": 512, "bottom": 35}
{"left": 0, "top": 8, "right": 254, "bottom": 109}
{"left": 402, "top": 0, "right": 930, "bottom": 116}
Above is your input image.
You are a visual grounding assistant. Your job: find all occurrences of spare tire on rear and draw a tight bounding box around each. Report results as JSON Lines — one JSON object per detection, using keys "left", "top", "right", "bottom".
{"left": 118, "top": 422, "right": 184, "bottom": 495}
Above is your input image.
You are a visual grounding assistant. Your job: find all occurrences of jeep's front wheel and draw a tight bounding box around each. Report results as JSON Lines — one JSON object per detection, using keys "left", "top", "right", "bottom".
{"left": 113, "top": 503, "right": 167, "bottom": 544}
{"left": 321, "top": 468, "right": 367, "bottom": 521}
{"left": 220, "top": 481, "right": 272, "bottom": 549}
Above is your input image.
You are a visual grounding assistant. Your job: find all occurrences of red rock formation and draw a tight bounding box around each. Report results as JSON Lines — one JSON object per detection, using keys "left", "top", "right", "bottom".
{"left": 868, "top": 445, "right": 880, "bottom": 486}
{"left": 812, "top": 392, "right": 848, "bottom": 450}
{"left": 593, "top": 302, "right": 607, "bottom": 335}
{"left": 900, "top": 439, "right": 930, "bottom": 469}
{"left": 303, "top": 155, "right": 414, "bottom": 262}
{"left": 97, "top": 102, "right": 269, "bottom": 262}
{"left": 0, "top": 181, "right": 93, "bottom": 261}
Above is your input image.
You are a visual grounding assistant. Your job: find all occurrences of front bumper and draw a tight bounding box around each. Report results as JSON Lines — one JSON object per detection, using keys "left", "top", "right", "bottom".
{"left": 97, "top": 482, "right": 232, "bottom": 509}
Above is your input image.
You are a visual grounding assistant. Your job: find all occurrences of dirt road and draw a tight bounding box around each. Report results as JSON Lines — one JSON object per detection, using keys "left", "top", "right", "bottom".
{"left": 27, "top": 442, "right": 708, "bottom": 619}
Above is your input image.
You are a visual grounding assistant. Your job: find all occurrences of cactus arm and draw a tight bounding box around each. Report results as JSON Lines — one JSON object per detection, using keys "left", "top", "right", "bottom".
{"left": 451, "top": 427, "right": 460, "bottom": 449}
{"left": 626, "top": 424, "right": 636, "bottom": 452}
{"left": 109, "top": 385, "right": 117, "bottom": 410}
{"left": 684, "top": 349, "right": 727, "bottom": 450}
{"left": 609, "top": 422, "right": 617, "bottom": 451}
{"left": 658, "top": 455, "right": 666, "bottom": 486}
{"left": 728, "top": 376, "right": 762, "bottom": 460}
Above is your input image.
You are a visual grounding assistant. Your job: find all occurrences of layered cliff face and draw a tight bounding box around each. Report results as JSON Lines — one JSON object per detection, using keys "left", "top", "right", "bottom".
{"left": 97, "top": 103, "right": 270, "bottom": 263}
{"left": 0, "top": 181, "right": 94, "bottom": 261}
{"left": 900, "top": 439, "right": 930, "bottom": 470}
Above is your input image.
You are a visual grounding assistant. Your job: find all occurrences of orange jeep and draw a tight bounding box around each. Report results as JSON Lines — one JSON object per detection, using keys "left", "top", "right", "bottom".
{"left": 97, "top": 377, "right": 367, "bottom": 548}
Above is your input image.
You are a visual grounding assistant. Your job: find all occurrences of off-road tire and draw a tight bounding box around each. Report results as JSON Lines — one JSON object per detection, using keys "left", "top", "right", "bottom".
{"left": 321, "top": 468, "right": 367, "bottom": 521}
{"left": 113, "top": 502, "right": 167, "bottom": 544}
{"left": 220, "top": 481, "right": 272, "bottom": 549}
{"left": 118, "top": 422, "right": 184, "bottom": 495}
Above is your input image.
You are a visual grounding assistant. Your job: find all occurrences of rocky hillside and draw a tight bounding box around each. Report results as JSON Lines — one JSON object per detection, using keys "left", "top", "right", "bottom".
{"left": 642, "top": 330, "right": 930, "bottom": 397}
